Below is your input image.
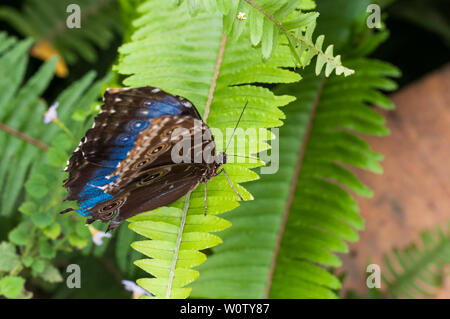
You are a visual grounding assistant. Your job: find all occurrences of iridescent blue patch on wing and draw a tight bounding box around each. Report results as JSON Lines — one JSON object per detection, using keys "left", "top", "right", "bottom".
{"left": 127, "top": 119, "right": 150, "bottom": 133}
{"left": 145, "top": 100, "right": 184, "bottom": 118}
{"left": 76, "top": 175, "right": 119, "bottom": 215}
{"left": 78, "top": 193, "right": 113, "bottom": 209}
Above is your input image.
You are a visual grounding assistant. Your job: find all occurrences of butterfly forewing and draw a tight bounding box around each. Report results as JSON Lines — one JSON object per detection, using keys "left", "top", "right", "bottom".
{"left": 103, "top": 116, "right": 215, "bottom": 194}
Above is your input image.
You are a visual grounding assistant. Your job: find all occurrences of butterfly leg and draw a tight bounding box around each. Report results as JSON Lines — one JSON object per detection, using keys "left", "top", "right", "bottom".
{"left": 215, "top": 169, "right": 244, "bottom": 201}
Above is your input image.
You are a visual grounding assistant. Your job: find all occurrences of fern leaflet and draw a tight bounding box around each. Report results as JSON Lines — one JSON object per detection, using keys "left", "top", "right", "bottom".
{"left": 382, "top": 224, "right": 450, "bottom": 298}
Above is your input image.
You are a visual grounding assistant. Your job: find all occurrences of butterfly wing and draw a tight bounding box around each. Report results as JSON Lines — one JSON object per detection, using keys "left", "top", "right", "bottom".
{"left": 87, "top": 163, "right": 208, "bottom": 230}
{"left": 63, "top": 87, "right": 206, "bottom": 217}
{"left": 103, "top": 115, "right": 216, "bottom": 194}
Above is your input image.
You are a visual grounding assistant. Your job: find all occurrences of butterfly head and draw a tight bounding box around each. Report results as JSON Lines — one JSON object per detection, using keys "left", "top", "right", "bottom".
{"left": 217, "top": 152, "right": 227, "bottom": 165}
{"left": 207, "top": 151, "right": 226, "bottom": 179}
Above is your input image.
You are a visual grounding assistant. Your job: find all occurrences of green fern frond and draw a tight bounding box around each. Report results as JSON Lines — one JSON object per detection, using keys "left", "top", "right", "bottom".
{"left": 190, "top": 56, "right": 400, "bottom": 298}
{"left": 0, "top": 32, "right": 115, "bottom": 297}
{"left": 0, "top": 33, "right": 55, "bottom": 216}
{"left": 268, "top": 57, "right": 399, "bottom": 298}
{"left": 128, "top": 202, "right": 231, "bottom": 298}
{"left": 0, "top": 0, "right": 122, "bottom": 66}
{"left": 15, "top": 70, "right": 114, "bottom": 260}
{"left": 176, "top": 0, "right": 354, "bottom": 76}
{"left": 116, "top": 0, "right": 300, "bottom": 298}
{"left": 382, "top": 223, "right": 450, "bottom": 298}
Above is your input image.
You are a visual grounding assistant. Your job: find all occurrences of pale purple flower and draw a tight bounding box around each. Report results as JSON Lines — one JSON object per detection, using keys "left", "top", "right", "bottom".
{"left": 237, "top": 12, "right": 247, "bottom": 20}
{"left": 122, "top": 280, "right": 152, "bottom": 298}
{"left": 44, "top": 102, "right": 59, "bottom": 123}
{"left": 88, "top": 225, "right": 111, "bottom": 245}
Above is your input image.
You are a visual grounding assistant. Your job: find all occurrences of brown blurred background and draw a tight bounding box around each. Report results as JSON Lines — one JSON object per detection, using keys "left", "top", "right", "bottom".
{"left": 340, "top": 64, "right": 450, "bottom": 298}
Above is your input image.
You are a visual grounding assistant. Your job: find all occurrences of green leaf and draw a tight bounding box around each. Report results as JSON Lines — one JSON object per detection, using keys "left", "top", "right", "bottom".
{"left": 31, "top": 258, "right": 46, "bottom": 275}
{"left": 47, "top": 147, "right": 68, "bottom": 167}
{"left": 31, "top": 212, "right": 54, "bottom": 228}
{"left": 8, "top": 222, "right": 34, "bottom": 246}
{"left": 69, "top": 233, "right": 89, "bottom": 250}
{"left": 249, "top": 8, "right": 264, "bottom": 46}
{"left": 269, "top": 58, "right": 398, "bottom": 298}
{"left": 283, "top": 12, "right": 320, "bottom": 30}
{"left": 180, "top": 0, "right": 353, "bottom": 75}
{"left": 18, "top": 201, "right": 37, "bottom": 215}
{"left": 382, "top": 224, "right": 450, "bottom": 298}
{"left": 75, "top": 223, "right": 90, "bottom": 237}
{"left": 0, "top": 276, "right": 25, "bottom": 299}
{"left": 191, "top": 45, "right": 399, "bottom": 300}
{"left": 50, "top": 133, "right": 72, "bottom": 151}
{"left": 128, "top": 204, "right": 227, "bottom": 298}
{"left": 43, "top": 223, "right": 61, "bottom": 240}
{"left": 0, "top": 242, "right": 21, "bottom": 272}
{"left": 0, "top": 36, "right": 55, "bottom": 215}
{"left": 21, "top": 256, "right": 34, "bottom": 267}
{"left": 39, "top": 240, "right": 56, "bottom": 259}
{"left": 116, "top": 222, "right": 138, "bottom": 274}
{"left": 40, "top": 264, "right": 63, "bottom": 283}
{"left": 24, "top": 174, "right": 48, "bottom": 199}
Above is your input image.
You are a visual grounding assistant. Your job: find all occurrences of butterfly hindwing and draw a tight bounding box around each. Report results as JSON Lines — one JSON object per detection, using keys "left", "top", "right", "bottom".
{"left": 88, "top": 163, "right": 208, "bottom": 226}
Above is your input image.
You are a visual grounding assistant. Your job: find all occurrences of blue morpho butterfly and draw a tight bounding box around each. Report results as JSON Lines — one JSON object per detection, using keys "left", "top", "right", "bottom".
{"left": 60, "top": 87, "right": 244, "bottom": 231}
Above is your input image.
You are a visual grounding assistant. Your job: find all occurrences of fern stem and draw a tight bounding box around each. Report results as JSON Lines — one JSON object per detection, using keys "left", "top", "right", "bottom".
{"left": 166, "top": 191, "right": 191, "bottom": 298}
{"left": 204, "top": 34, "right": 227, "bottom": 121}
{"left": 264, "top": 76, "right": 327, "bottom": 298}
{"left": 0, "top": 122, "right": 48, "bottom": 151}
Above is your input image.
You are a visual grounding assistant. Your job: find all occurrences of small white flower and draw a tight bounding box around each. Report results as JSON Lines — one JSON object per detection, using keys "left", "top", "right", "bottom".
{"left": 88, "top": 225, "right": 111, "bottom": 246}
{"left": 237, "top": 12, "right": 247, "bottom": 20}
{"left": 122, "top": 280, "right": 152, "bottom": 299}
{"left": 44, "top": 102, "right": 59, "bottom": 124}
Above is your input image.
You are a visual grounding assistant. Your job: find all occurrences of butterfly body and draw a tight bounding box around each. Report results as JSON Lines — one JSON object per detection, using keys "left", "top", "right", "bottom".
{"left": 62, "top": 87, "right": 236, "bottom": 231}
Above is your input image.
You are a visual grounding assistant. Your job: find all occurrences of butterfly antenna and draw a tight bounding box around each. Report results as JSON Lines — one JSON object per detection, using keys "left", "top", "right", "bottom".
{"left": 59, "top": 207, "right": 74, "bottom": 215}
{"left": 224, "top": 101, "right": 249, "bottom": 153}
{"left": 227, "top": 154, "right": 260, "bottom": 161}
